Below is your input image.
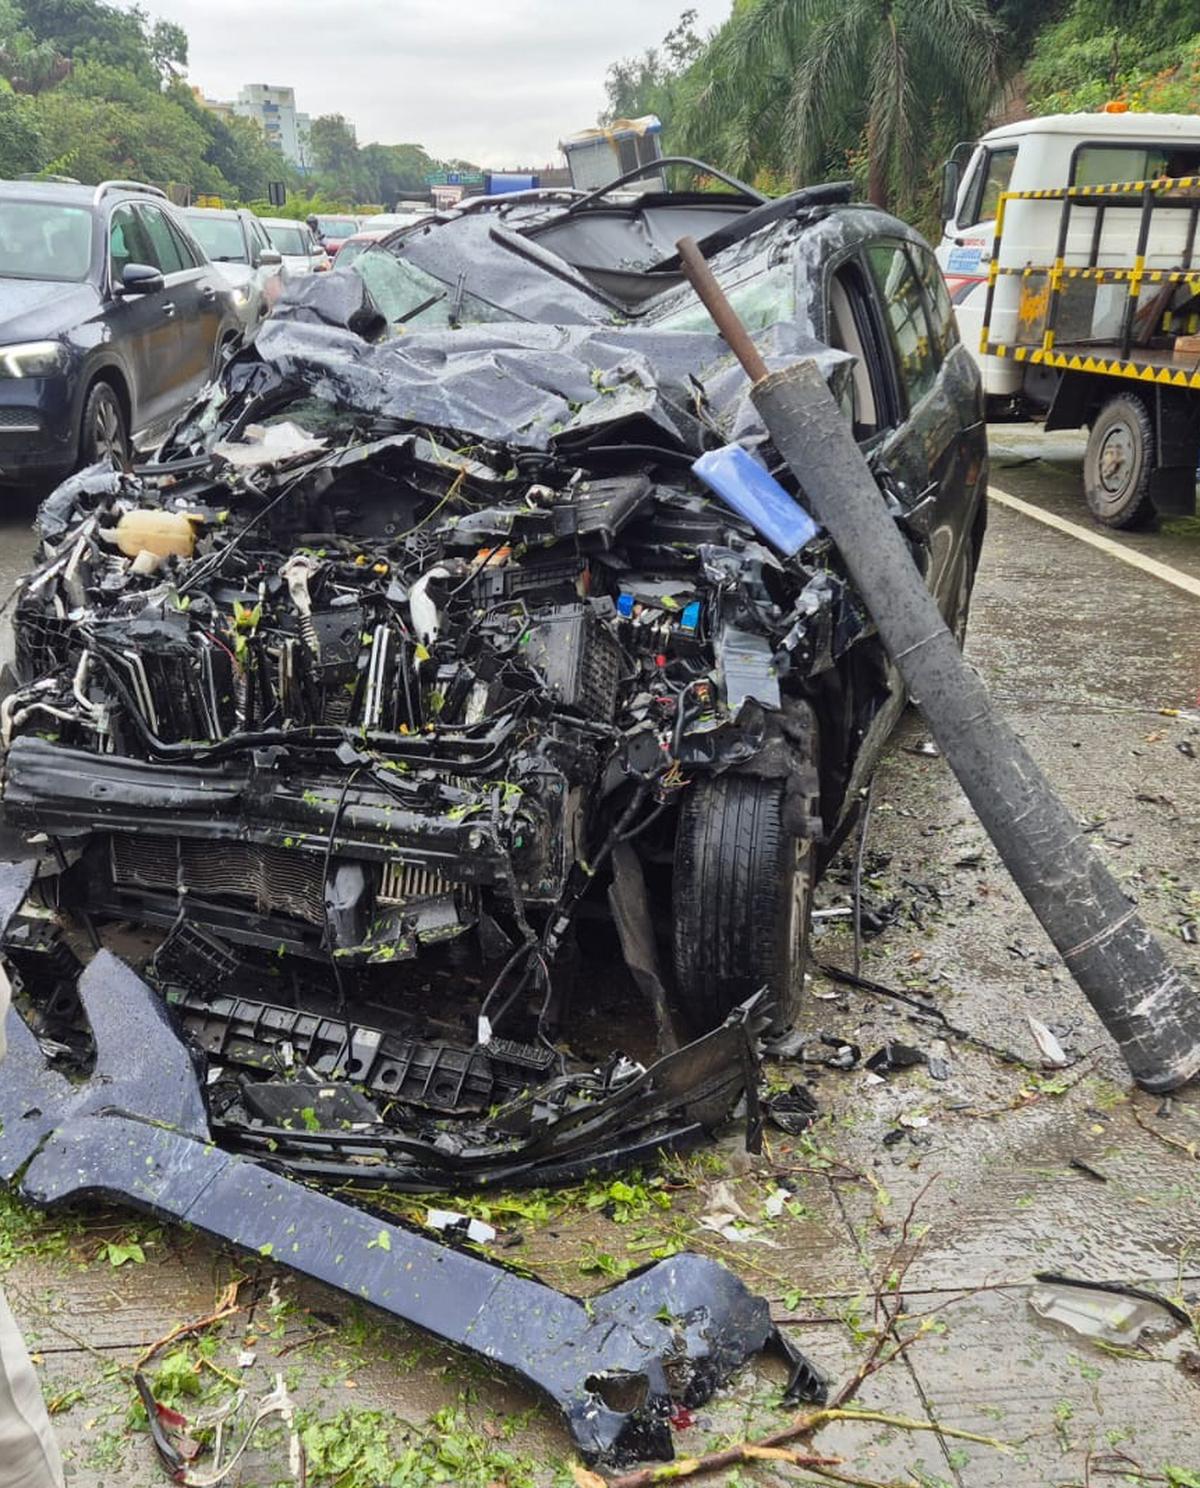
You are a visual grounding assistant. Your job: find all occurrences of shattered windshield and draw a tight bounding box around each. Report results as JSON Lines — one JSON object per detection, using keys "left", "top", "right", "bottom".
{"left": 349, "top": 244, "right": 512, "bottom": 326}
{"left": 647, "top": 262, "right": 797, "bottom": 333}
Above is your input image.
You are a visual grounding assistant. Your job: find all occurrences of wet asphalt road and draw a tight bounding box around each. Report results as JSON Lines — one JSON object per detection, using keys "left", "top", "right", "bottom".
{"left": 4, "top": 428, "right": 1200, "bottom": 1485}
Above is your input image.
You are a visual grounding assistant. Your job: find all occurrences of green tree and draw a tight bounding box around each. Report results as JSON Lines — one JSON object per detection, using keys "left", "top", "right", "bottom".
{"left": 19, "top": 0, "right": 157, "bottom": 81}
{"left": 309, "top": 112, "right": 359, "bottom": 184}
{"left": 675, "top": 0, "right": 1002, "bottom": 213}
{"left": 358, "top": 141, "right": 435, "bottom": 204}
{"left": 33, "top": 58, "right": 212, "bottom": 188}
{"left": 0, "top": 83, "right": 43, "bottom": 172}
{"left": 148, "top": 16, "right": 185, "bottom": 81}
{"left": 601, "top": 8, "right": 705, "bottom": 131}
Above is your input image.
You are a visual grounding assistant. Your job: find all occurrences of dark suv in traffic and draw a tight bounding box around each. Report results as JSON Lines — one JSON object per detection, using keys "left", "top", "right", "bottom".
{"left": 0, "top": 179, "right": 239, "bottom": 486}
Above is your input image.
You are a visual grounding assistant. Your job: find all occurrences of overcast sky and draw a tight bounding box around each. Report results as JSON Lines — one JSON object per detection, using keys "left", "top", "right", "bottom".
{"left": 149, "top": 0, "right": 734, "bottom": 167}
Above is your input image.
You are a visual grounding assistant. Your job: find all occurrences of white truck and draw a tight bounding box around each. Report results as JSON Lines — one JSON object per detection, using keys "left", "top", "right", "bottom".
{"left": 936, "top": 109, "right": 1200, "bottom": 526}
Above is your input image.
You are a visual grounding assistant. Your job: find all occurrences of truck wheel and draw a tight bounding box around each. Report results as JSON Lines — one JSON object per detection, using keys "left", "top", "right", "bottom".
{"left": 1083, "top": 394, "right": 1156, "bottom": 529}
{"left": 672, "top": 776, "right": 814, "bottom": 1032}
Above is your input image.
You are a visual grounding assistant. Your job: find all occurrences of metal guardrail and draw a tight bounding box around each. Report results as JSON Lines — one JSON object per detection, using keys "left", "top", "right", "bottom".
{"left": 980, "top": 175, "right": 1200, "bottom": 390}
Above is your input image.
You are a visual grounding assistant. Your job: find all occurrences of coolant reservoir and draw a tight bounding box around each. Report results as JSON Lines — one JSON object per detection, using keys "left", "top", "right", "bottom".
{"left": 113, "top": 508, "right": 201, "bottom": 560}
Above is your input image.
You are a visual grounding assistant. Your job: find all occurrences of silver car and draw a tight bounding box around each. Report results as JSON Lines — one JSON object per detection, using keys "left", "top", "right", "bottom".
{"left": 259, "top": 216, "right": 330, "bottom": 276}
{"left": 178, "top": 207, "right": 281, "bottom": 330}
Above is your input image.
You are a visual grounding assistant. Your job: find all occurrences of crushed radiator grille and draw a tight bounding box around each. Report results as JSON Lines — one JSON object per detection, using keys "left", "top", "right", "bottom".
{"left": 378, "top": 860, "right": 452, "bottom": 905}
{"left": 110, "top": 835, "right": 327, "bottom": 925}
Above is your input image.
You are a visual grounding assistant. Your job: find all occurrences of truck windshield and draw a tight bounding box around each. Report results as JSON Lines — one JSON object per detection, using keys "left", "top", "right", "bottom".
{"left": 0, "top": 202, "right": 91, "bottom": 281}
{"left": 184, "top": 215, "right": 247, "bottom": 263}
{"left": 958, "top": 147, "right": 1016, "bottom": 228}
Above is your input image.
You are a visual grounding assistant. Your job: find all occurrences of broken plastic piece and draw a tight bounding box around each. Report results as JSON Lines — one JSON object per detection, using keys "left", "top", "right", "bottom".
{"left": 865, "top": 1042, "right": 926, "bottom": 1075}
{"left": 426, "top": 1208, "right": 496, "bottom": 1245}
{"left": 764, "top": 1083, "right": 818, "bottom": 1136}
{"left": 1028, "top": 1275, "right": 1188, "bottom": 1344}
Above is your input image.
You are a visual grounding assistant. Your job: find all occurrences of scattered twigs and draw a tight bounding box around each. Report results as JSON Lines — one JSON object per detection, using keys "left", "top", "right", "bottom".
{"left": 1130, "top": 1100, "right": 1198, "bottom": 1160}
{"left": 597, "top": 1407, "right": 1010, "bottom": 1487}
{"left": 136, "top": 1279, "right": 241, "bottom": 1369}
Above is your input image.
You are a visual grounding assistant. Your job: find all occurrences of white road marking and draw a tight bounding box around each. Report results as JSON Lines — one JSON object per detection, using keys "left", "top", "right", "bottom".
{"left": 987, "top": 484, "right": 1200, "bottom": 602}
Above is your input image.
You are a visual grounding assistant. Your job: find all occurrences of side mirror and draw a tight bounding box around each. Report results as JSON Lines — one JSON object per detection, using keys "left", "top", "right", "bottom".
{"left": 117, "top": 262, "right": 165, "bottom": 296}
{"left": 940, "top": 159, "right": 961, "bottom": 225}
{"left": 257, "top": 248, "right": 282, "bottom": 268}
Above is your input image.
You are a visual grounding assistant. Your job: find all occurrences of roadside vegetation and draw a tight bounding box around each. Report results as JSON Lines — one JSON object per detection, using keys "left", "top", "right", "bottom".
{"left": 604, "top": 0, "right": 1200, "bottom": 233}
{"left": 0, "top": 0, "right": 469, "bottom": 208}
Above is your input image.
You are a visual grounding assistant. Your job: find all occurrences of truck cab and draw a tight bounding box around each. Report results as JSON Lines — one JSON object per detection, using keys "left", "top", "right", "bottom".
{"left": 938, "top": 111, "right": 1200, "bottom": 408}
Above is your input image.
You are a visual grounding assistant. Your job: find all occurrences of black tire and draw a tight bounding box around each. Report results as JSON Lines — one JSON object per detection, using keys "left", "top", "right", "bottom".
{"left": 672, "top": 776, "right": 814, "bottom": 1032}
{"left": 1083, "top": 393, "right": 1157, "bottom": 529}
{"left": 79, "top": 380, "right": 127, "bottom": 470}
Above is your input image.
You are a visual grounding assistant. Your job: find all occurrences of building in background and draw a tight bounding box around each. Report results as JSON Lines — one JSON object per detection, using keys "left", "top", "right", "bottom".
{"left": 194, "top": 88, "right": 236, "bottom": 124}
{"left": 234, "top": 84, "right": 311, "bottom": 170}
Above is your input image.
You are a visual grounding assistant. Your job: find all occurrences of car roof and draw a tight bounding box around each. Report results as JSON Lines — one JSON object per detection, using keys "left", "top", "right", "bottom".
{"left": 0, "top": 179, "right": 164, "bottom": 209}
{"left": 259, "top": 216, "right": 308, "bottom": 229}
{"left": 181, "top": 206, "right": 242, "bottom": 219}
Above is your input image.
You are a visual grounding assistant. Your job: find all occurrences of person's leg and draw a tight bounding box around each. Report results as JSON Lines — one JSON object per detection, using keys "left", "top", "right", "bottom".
{"left": 0, "top": 1286, "right": 64, "bottom": 1488}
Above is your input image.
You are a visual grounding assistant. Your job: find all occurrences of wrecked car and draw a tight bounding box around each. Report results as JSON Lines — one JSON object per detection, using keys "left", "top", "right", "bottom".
{"left": 0, "top": 161, "right": 988, "bottom": 1187}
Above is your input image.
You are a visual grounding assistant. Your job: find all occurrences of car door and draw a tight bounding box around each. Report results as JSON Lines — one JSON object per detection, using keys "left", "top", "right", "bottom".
{"left": 861, "top": 237, "right": 981, "bottom": 611}
{"left": 106, "top": 202, "right": 178, "bottom": 432}
{"left": 136, "top": 202, "right": 219, "bottom": 410}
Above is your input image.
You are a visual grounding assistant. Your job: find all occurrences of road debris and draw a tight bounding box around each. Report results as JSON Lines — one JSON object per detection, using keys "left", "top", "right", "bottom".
{"left": 1028, "top": 1273, "right": 1190, "bottom": 1345}
{"left": 0, "top": 920, "right": 817, "bottom": 1466}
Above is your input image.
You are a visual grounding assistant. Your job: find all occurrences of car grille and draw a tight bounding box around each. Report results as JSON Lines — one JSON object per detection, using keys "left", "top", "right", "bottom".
{"left": 110, "top": 835, "right": 327, "bottom": 925}
{"left": 0, "top": 408, "right": 42, "bottom": 432}
{"left": 378, "top": 861, "right": 452, "bottom": 905}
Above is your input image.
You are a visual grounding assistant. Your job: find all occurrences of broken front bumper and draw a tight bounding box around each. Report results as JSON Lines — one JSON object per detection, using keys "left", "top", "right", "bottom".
{"left": 3, "top": 734, "right": 568, "bottom": 958}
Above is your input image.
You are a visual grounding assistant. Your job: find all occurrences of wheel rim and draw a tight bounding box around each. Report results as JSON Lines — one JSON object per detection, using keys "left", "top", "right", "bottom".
{"left": 1094, "top": 421, "right": 1136, "bottom": 514}
{"left": 91, "top": 395, "right": 123, "bottom": 465}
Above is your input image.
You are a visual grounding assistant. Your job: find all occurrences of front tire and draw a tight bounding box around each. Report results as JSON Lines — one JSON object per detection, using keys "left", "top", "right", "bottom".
{"left": 672, "top": 776, "right": 814, "bottom": 1032}
{"left": 1083, "top": 393, "right": 1156, "bottom": 529}
{"left": 79, "top": 381, "right": 128, "bottom": 470}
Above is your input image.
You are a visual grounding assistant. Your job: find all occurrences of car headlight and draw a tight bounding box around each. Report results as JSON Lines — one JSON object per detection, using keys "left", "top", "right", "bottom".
{"left": 0, "top": 341, "right": 68, "bottom": 378}
{"left": 232, "top": 287, "right": 251, "bottom": 308}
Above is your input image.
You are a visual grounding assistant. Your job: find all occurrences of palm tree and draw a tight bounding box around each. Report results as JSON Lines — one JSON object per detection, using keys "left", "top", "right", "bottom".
{"left": 677, "top": 0, "right": 1002, "bottom": 213}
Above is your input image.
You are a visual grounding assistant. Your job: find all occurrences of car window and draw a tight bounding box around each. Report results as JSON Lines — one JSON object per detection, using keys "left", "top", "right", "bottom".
{"left": 912, "top": 244, "right": 958, "bottom": 360}
{"left": 865, "top": 243, "right": 938, "bottom": 407}
{"left": 266, "top": 223, "right": 307, "bottom": 256}
{"left": 0, "top": 200, "right": 92, "bottom": 282}
{"left": 335, "top": 238, "right": 371, "bottom": 268}
{"left": 165, "top": 213, "right": 201, "bottom": 268}
{"left": 826, "top": 262, "right": 884, "bottom": 439}
{"left": 184, "top": 214, "right": 248, "bottom": 263}
{"left": 1072, "top": 143, "right": 1200, "bottom": 187}
{"left": 317, "top": 216, "right": 358, "bottom": 238}
{"left": 110, "top": 203, "right": 154, "bottom": 282}
{"left": 247, "top": 217, "right": 272, "bottom": 257}
{"left": 137, "top": 204, "right": 186, "bottom": 275}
